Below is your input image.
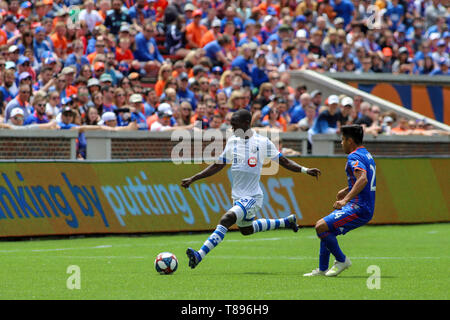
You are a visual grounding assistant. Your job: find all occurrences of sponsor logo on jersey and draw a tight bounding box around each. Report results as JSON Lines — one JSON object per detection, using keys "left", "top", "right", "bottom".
{"left": 248, "top": 157, "right": 257, "bottom": 167}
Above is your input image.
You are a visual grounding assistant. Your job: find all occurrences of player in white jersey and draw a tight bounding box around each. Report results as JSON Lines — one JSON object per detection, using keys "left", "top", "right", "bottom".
{"left": 181, "top": 109, "right": 321, "bottom": 269}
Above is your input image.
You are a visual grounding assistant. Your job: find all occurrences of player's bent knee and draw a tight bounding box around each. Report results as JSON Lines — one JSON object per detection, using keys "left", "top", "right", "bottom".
{"left": 239, "top": 226, "right": 254, "bottom": 236}
{"left": 315, "top": 219, "right": 329, "bottom": 235}
{"left": 219, "top": 211, "right": 237, "bottom": 229}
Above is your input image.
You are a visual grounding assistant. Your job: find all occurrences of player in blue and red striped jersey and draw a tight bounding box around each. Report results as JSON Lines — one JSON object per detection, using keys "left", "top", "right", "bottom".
{"left": 304, "top": 124, "right": 376, "bottom": 277}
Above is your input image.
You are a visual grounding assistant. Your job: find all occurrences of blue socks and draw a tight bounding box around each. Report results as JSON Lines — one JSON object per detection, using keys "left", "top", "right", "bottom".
{"left": 198, "top": 225, "right": 228, "bottom": 259}
{"left": 252, "top": 217, "right": 291, "bottom": 233}
{"left": 317, "top": 231, "right": 346, "bottom": 264}
{"left": 319, "top": 239, "right": 331, "bottom": 271}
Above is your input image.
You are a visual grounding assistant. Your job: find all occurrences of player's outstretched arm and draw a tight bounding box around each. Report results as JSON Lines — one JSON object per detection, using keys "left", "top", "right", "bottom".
{"left": 278, "top": 155, "right": 321, "bottom": 180}
{"left": 181, "top": 162, "right": 226, "bottom": 188}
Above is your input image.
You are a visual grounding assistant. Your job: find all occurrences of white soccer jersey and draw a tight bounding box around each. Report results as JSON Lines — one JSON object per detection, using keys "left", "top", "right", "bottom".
{"left": 218, "top": 131, "right": 281, "bottom": 200}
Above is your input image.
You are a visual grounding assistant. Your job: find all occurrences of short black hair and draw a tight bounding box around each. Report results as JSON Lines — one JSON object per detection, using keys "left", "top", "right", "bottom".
{"left": 232, "top": 109, "right": 252, "bottom": 124}
{"left": 341, "top": 124, "right": 364, "bottom": 145}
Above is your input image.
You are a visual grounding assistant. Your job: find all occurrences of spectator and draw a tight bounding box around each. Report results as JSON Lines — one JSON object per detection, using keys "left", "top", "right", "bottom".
{"left": 134, "top": 24, "right": 164, "bottom": 77}
{"left": 186, "top": 10, "right": 208, "bottom": 49}
{"left": 25, "top": 93, "right": 49, "bottom": 125}
{"left": 296, "top": 104, "right": 316, "bottom": 132}
{"left": 308, "top": 94, "right": 341, "bottom": 143}
{"left": 4, "top": 84, "right": 31, "bottom": 122}
{"left": 104, "top": 0, "right": 132, "bottom": 35}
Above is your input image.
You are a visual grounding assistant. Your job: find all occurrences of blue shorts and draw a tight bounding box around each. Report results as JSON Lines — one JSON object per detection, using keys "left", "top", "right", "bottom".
{"left": 323, "top": 204, "right": 372, "bottom": 236}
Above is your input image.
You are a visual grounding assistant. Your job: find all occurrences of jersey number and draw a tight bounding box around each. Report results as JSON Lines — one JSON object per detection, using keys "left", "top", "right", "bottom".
{"left": 369, "top": 165, "right": 376, "bottom": 191}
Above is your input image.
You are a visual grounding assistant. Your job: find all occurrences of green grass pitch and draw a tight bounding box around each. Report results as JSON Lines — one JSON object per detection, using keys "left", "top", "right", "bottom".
{"left": 0, "top": 223, "right": 448, "bottom": 300}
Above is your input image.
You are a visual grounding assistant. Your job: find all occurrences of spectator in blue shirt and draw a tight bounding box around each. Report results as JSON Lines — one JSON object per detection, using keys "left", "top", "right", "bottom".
{"left": 25, "top": 93, "right": 49, "bottom": 125}
{"left": 134, "top": 25, "right": 164, "bottom": 77}
{"left": 333, "top": 0, "right": 354, "bottom": 29}
{"left": 231, "top": 43, "right": 254, "bottom": 87}
{"left": 176, "top": 72, "right": 197, "bottom": 110}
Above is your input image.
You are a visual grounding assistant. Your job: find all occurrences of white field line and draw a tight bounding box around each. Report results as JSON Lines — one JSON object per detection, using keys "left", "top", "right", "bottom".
{"left": 211, "top": 255, "right": 449, "bottom": 260}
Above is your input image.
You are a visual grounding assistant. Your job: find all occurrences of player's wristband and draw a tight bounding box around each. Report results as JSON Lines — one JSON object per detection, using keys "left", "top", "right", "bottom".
{"left": 301, "top": 167, "right": 309, "bottom": 174}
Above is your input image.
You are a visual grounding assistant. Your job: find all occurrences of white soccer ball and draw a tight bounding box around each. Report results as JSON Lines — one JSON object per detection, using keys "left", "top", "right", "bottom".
{"left": 154, "top": 252, "right": 178, "bottom": 275}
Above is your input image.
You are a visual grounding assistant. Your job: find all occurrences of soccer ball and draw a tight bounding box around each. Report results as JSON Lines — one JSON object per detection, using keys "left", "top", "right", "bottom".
{"left": 154, "top": 252, "right": 178, "bottom": 275}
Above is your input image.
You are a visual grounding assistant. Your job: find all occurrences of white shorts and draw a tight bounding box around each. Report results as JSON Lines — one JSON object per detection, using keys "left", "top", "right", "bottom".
{"left": 229, "top": 196, "right": 263, "bottom": 227}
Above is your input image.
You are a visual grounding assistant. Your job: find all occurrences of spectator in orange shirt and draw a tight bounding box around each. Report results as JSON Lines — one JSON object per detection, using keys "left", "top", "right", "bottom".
{"left": 115, "top": 36, "right": 134, "bottom": 63}
{"left": 87, "top": 37, "right": 107, "bottom": 64}
{"left": 61, "top": 66, "right": 78, "bottom": 98}
{"left": 50, "top": 22, "right": 68, "bottom": 59}
{"left": 0, "top": 28, "right": 7, "bottom": 46}
{"left": 186, "top": 10, "right": 207, "bottom": 49}
{"left": 154, "top": 63, "right": 173, "bottom": 97}
{"left": 201, "top": 19, "right": 222, "bottom": 48}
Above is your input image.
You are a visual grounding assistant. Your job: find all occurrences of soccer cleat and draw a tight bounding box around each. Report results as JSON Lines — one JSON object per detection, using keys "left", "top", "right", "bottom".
{"left": 186, "top": 247, "right": 202, "bottom": 269}
{"left": 287, "top": 214, "right": 300, "bottom": 233}
{"left": 325, "top": 257, "right": 352, "bottom": 277}
{"left": 303, "top": 268, "right": 327, "bottom": 277}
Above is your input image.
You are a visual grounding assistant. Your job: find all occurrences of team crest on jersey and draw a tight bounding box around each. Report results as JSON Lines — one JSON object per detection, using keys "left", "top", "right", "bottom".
{"left": 248, "top": 157, "right": 257, "bottom": 167}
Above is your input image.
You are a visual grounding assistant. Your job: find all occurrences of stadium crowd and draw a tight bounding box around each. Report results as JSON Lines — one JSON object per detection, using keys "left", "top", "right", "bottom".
{"left": 0, "top": 0, "right": 448, "bottom": 158}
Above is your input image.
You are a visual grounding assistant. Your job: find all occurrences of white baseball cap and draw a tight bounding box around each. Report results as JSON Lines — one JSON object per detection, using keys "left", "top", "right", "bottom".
{"left": 101, "top": 112, "right": 116, "bottom": 122}
{"left": 341, "top": 97, "right": 354, "bottom": 107}
{"left": 11, "top": 108, "right": 24, "bottom": 118}
{"left": 327, "top": 95, "right": 339, "bottom": 105}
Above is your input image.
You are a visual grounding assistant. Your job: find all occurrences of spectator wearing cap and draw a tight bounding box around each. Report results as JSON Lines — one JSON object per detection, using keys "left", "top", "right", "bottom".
{"left": 430, "top": 57, "right": 450, "bottom": 76}
{"left": 25, "top": 93, "right": 49, "bottom": 125}
{"left": 339, "top": 96, "right": 354, "bottom": 125}
{"left": 8, "top": 45, "right": 20, "bottom": 64}
{"left": 3, "top": 15, "right": 19, "bottom": 44}
{"left": 15, "top": 56, "right": 32, "bottom": 84}
{"left": 431, "top": 40, "right": 449, "bottom": 65}
{"left": 104, "top": 0, "right": 132, "bottom": 35}
{"left": 260, "top": 15, "right": 277, "bottom": 44}
{"left": 61, "top": 66, "right": 78, "bottom": 97}
{"left": 150, "top": 103, "right": 175, "bottom": 132}
{"left": 392, "top": 46, "right": 410, "bottom": 74}
{"left": 57, "top": 106, "right": 78, "bottom": 130}
{"left": 134, "top": 24, "right": 164, "bottom": 76}
{"left": 4, "top": 83, "right": 32, "bottom": 123}
{"left": 176, "top": 72, "right": 197, "bottom": 110}
{"left": 18, "top": 72, "right": 33, "bottom": 90}
{"left": 200, "top": 18, "right": 221, "bottom": 48}
{"left": 100, "top": 111, "right": 117, "bottom": 127}
{"left": 186, "top": 9, "right": 208, "bottom": 49}
{"left": 8, "top": 107, "right": 25, "bottom": 127}
{"left": 126, "top": 93, "right": 148, "bottom": 130}
{"left": 308, "top": 94, "right": 341, "bottom": 143}
{"left": 32, "top": 26, "right": 52, "bottom": 64}
{"left": 87, "top": 78, "right": 101, "bottom": 96}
